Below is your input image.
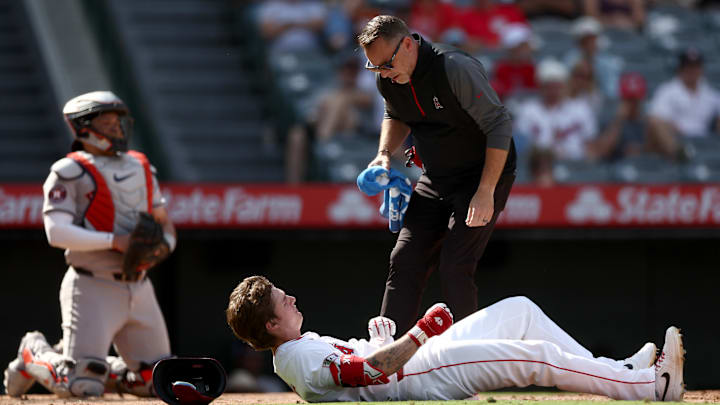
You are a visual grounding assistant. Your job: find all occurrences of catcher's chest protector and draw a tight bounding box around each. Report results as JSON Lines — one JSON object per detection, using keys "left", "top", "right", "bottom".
{"left": 67, "top": 151, "right": 153, "bottom": 233}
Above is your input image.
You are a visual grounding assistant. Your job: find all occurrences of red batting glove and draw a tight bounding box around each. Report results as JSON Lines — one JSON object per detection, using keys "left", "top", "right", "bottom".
{"left": 407, "top": 303, "right": 453, "bottom": 347}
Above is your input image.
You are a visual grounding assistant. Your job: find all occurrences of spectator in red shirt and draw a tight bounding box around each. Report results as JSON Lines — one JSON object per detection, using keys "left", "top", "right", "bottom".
{"left": 408, "top": 0, "right": 459, "bottom": 41}
{"left": 457, "top": 0, "right": 528, "bottom": 51}
{"left": 491, "top": 24, "right": 537, "bottom": 101}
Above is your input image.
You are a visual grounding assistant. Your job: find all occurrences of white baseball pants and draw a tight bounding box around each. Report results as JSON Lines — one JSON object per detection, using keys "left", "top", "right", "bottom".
{"left": 396, "top": 296, "right": 655, "bottom": 400}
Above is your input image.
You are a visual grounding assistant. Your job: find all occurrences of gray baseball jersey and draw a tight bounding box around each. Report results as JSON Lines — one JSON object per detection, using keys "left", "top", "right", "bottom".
{"left": 42, "top": 150, "right": 164, "bottom": 275}
{"left": 42, "top": 150, "right": 170, "bottom": 371}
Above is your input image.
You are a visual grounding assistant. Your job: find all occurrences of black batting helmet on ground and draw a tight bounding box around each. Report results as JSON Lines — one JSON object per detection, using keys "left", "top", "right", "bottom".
{"left": 152, "top": 357, "right": 227, "bottom": 405}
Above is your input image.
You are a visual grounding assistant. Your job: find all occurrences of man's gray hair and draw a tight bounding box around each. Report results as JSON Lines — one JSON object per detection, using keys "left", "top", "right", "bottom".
{"left": 357, "top": 15, "right": 410, "bottom": 47}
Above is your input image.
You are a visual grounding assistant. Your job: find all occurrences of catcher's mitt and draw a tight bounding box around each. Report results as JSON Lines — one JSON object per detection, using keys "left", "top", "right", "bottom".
{"left": 122, "top": 212, "right": 169, "bottom": 275}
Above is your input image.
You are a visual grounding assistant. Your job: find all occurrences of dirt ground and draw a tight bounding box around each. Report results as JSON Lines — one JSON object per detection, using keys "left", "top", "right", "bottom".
{"left": 1, "top": 391, "right": 719, "bottom": 405}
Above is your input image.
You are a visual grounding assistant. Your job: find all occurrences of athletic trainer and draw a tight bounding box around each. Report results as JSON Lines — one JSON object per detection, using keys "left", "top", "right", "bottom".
{"left": 359, "top": 15, "right": 517, "bottom": 333}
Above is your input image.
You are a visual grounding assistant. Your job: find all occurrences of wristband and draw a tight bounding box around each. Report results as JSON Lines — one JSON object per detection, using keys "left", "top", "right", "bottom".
{"left": 407, "top": 325, "right": 428, "bottom": 347}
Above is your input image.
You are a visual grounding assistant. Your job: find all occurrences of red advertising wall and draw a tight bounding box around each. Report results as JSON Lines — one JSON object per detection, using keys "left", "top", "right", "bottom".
{"left": 2, "top": 183, "right": 720, "bottom": 229}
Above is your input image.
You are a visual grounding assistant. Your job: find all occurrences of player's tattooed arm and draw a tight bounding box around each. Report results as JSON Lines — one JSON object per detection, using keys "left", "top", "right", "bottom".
{"left": 365, "top": 335, "right": 419, "bottom": 376}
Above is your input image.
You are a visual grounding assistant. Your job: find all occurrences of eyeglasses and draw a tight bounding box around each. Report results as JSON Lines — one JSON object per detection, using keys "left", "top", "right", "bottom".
{"left": 365, "top": 36, "right": 406, "bottom": 71}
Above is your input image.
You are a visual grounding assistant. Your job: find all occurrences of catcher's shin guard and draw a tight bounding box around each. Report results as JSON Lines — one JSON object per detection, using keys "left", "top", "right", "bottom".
{"left": 107, "top": 357, "right": 155, "bottom": 397}
{"left": 67, "top": 357, "right": 109, "bottom": 397}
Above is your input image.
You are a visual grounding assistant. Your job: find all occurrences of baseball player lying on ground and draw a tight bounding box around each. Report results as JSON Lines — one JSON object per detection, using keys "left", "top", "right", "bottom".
{"left": 226, "top": 276, "right": 685, "bottom": 402}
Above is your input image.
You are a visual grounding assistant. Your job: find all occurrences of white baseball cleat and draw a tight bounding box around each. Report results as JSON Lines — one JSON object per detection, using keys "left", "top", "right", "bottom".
{"left": 2, "top": 331, "right": 46, "bottom": 397}
{"left": 655, "top": 326, "right": 685, "bottom": 402}
{"left": 623, "top": 342, "right": 657, "bottom": 370}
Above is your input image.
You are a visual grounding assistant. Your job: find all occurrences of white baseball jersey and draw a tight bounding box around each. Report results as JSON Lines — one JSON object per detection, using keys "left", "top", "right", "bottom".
{"left": 514, "top": 98, "right": 597, "bottom": 161}
{"left": 274, "top": 297, "right": 656, "bottom": 402}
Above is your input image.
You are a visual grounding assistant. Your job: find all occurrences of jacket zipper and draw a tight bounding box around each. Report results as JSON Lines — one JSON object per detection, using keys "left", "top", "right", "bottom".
{"left": 409, "top": 79, "right": 426, "bottom": 117}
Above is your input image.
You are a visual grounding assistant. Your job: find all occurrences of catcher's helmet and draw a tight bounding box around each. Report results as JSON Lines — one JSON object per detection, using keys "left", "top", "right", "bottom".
{"left": 63, "top": 91, "right": 134, "bottom": 154}
{"left": 152, "top": 357, "right": 227, "bottom": 405}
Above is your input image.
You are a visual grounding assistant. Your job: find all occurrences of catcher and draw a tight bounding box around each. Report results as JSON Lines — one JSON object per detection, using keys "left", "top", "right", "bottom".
{"left": 2, "top": 91, "right": 176, "bottom": 398}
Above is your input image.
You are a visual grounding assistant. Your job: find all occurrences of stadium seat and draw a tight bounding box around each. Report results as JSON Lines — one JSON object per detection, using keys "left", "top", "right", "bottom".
{"left": 703, "top": 61, "right": 720, "bottom": 87}
{"left": 0, "top": 1, "right": 66, "bottom": 182}
{"left": 314, "top": 137, "right": 377, "bottom": 182}
{"left": 530, "top": 17, "right": 572, "bottom": 35}
{"left": 682, "top": 156, "right": 720, "bottom": 182}
{"left": 705, "top": 11, "right": 720, "bottom": 33}
{"left": 604, "top": 28, "right": 651, "bottom": 56}
{"left": 612, "top": 154, "right": 682, "bottom": 183}
{"left": 534, "top": 31, "right": 575, "bottom": 59}
{"left": 552, "top": 160, "right": 612, "bottom": 184}
{"left": 683, "top": 136, "right": 720, "bottom": 161}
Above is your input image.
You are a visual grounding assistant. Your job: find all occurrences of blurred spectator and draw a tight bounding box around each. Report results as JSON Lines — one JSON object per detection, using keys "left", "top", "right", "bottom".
{"left": 310, "top": 55, "right": 376, "bottom": 142}
{"left": 325, "top": 0, "right": 360, "bottom": 53}
{"left": 257, "top": 0, "right": 327, "bottom": 57}
{"left": 456, "top": 0, "right": 529, "bottom": 51}
{"left": 325, "top": 0, "right": 379, "bottom": 53}
{"left": 528, "top": 147, "right": 556, "bottom": 186}
{"left": 515, "top": 0, "right": 583, "bottom": 19}
{"left": 567, "top": 58, "right": 604, "bottom": 115}
{"left": 491, "top": 24, "right": 538, "bottom": 101}
{"left": 589, "top": 72, "right": 649, "bottom": 161}
{"left": 286, "top": 123, "right": 310, "bottom": 183}
{"left": 514, "top": 59, "right": 598, "bottom": 165}
{"left": 582, "top": 0, "right": 645, "bottom": 30}
{"left": 408, "top": 0, "right": 459, "bottom": 41}
{"left": 564, "top": 16, "right": 623, "bottom": 99}
{"left": 647, "top": 48, "right": 720, "bottom": 160}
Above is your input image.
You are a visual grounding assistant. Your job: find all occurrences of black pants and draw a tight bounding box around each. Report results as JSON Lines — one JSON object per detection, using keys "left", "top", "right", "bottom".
{"left": 380, "top": 172, "right": 515, "bottom": 334}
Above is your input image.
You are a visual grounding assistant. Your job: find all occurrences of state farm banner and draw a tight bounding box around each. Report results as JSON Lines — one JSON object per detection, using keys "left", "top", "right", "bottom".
{"left": 2, "top": 183, "right": 720, "bottom": 229}
{"left": 497, "top": 185, "right": 720, "bottom": 227}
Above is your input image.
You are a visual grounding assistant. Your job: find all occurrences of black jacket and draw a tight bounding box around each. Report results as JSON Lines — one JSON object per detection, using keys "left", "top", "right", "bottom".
{"left": 378, "top": 35, "right": 516, "bottom": 184}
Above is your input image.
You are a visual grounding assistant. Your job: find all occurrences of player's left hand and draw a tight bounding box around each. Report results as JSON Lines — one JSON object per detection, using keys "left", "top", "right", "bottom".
{"left": 466, "top": 188, "right": 494, "bottom": 227}
{"left": 368, "top": 316, "right": 396, "bottom": 346}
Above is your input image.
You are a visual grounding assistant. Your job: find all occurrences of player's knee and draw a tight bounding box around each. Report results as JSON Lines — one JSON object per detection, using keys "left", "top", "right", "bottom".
{"left": 503, "top": 296, "right": 537, "bottom": 313}
{"left": 68, "top": 357, "right": 109, "bottom": 397}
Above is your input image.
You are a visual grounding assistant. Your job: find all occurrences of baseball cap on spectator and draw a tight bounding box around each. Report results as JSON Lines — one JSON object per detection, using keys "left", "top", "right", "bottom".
{"left": 537, "top": 58, "right": 569, "bottom": 84}
{"left": 678, "top": 47, "right": 703, "bottom": 68}
{"left": 571, "top": 16, "right": 602, "bottom": 39}
{"left": 500, "top": 24, "right": 535, "bottom": 49}
{"left": 619, "top": 72, "right": 647, "bottom": 100}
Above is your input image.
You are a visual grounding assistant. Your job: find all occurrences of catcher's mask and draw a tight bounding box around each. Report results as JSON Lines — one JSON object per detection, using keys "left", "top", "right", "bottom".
{"left": 63, "top": 91, "right": 134, "bottom": 154}
{"left": 152, "top": 357, "right": 227, "bottom": 405}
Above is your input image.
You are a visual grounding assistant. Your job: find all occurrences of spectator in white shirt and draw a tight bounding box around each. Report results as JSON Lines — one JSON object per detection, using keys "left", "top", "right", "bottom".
{"left": 564, "top": 17, "right": 623, "bottom": 100}
{"left": 514, "top": 59, "right": 598, "bottom": 185}
{"left": 515, "top": 59, "right": 598, "bottom": 162}
{"left": 647, "top": 48, "right": 720, "bottom": 161}
{"left": 257, "top": 0, "right": 327, "bottom": 57}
